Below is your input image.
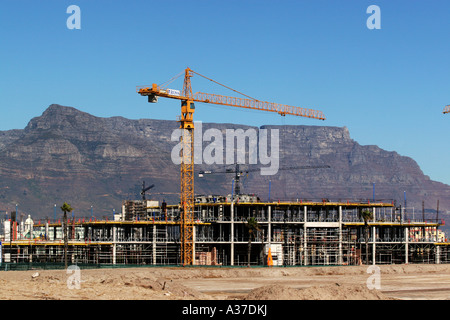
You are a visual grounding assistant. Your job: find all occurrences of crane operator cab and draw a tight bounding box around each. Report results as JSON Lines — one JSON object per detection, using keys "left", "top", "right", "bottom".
{"left": 180, "top": 100, "right": 195, "bottom": 129}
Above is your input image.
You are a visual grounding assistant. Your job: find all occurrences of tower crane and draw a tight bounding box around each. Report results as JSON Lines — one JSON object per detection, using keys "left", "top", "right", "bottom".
{"left": 444, "top": 105, "right": 450, "bottom": 114}
{"left": 137, "top": 67, "right": 326, "bottom": 265}
{"left": 140, "top": 181, "right": 155, "bottom": 201}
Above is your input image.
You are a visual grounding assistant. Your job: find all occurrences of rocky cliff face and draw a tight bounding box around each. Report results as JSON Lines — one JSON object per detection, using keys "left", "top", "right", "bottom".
{"left": 0, "top": 104, "right": 448, "bottom": 221}
{"left": 249, "top": 125, "right": 448, "bottom": 210}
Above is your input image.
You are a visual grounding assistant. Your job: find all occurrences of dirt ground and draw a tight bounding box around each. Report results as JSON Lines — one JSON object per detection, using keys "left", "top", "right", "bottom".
{"left": 0, "top": 264, "right": 448, "bottom": 300}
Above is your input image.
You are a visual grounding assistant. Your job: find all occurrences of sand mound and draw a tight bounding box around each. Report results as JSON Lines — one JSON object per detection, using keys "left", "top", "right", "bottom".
{"left": 244, "top": 283, "right": 391, "bottom": 300}
{"left": 88, "top": 271, "right": 210, "bottom": 300}
{"left": 0, "top": 264, "right": 447, "bottom": 300}
{"left": 130, "top": 277, "right": 210, "bottom": 300}
{"left": 2, "top": 269, "right": 210, "bottom": 300}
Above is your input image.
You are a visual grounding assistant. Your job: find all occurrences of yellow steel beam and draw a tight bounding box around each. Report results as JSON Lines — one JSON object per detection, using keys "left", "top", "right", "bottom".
{"left": 343, "top": 222, "right": 441, "bottom": 226}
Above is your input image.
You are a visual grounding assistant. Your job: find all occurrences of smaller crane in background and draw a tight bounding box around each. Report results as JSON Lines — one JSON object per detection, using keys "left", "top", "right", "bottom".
{"left": 444, "top": 105, "right": 450, "bottom": 114}
{"left": 140, "top": 181, "right": 155, "bottom": 201}
{"left": 199, "top": 164, "right": 330, "bottom": 199}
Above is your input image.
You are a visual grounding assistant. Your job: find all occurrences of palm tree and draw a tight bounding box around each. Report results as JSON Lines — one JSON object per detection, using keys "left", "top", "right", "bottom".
{"left": 359, "top": 209, "right": 373, "bottom": 265}
{"left": 246, "top": 217, "right": 260, "bottom": 267}
{"left": 60, "top": 202, "right": 73, "bottom": 269}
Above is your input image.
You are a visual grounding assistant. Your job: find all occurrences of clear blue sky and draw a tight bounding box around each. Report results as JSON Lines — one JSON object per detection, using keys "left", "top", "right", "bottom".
{"left": 1, "top": 0, "right": 449, "bottom": 185}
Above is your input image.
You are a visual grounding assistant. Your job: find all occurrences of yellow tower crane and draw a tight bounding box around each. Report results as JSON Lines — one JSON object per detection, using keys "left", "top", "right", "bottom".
{"left": 137, "top": 67, "right": 326, "bottom": 265}
{"left": 444, "top": 105, "right": 450, "bottom": 114}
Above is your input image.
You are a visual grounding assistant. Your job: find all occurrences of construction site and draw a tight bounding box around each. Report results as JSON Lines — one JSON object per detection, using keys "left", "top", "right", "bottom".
{"left": 1, "top": 195, "right": 449, "bottom": 267}
{"left": 2, "top": 2, "right": 450, "bottom": 303}
{"left": 1, "top": 68, "right": 449, "bottom": 268}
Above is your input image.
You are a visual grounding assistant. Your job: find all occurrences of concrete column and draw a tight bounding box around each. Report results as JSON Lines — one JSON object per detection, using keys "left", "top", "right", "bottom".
{"left": 338, "top": 206, "right": 343, "bottom": 265}
{"left": 304, "top": 205, "right": 308, "bottom": 266}
{"left": 45, "top": 222, "right": 49, "bottom": 241}
{"left": 372, "top": 225, "right": 376, "bottom": 265}
{"left": 112, "top": 225, "right": 116, "bottom": 265}
{"left": 268, "top": 205, "right": 271, "bottom": 245}
{"left": 152, "top": 224, "right": 156, "bottom": 265}
{"left": 436, "top": 245, "right": 441, "bottom": 264}
{"left": 230, "top": 202, "right": 234, "bottom": 266}
{"left": 192, "top": 225, "right": 196, "bottom": 266}
{"left": 372, "top": 207, "right": 376, "bottom": 265}
{"left": 405, "top": 226, "right": 409, "bottom": 264}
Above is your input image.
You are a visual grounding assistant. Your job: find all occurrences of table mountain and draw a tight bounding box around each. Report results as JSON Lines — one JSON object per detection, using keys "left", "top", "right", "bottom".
{"left": 0, "top": 104, "right": 448, "bottom": 222}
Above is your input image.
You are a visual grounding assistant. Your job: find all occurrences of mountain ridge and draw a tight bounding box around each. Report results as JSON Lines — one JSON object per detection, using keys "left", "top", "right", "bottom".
{"left": 0, "top": 104, "right": 448, "bottom": 222}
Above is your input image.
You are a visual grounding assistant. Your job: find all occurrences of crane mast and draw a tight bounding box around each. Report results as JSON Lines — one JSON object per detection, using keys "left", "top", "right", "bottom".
{"left": 179, "top": 68, "right": 195, "bottom": 266}
{"left": 137, "top": 67, "right": 326, "bottom": 265}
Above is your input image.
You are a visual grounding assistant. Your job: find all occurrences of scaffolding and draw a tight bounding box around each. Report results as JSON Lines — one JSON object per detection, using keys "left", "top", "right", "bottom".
{"left": 123, "top": 200, "right": 147, "bottom": 221}
{"left": 2, "top": 199, "right": 448, "bottom": 267}
{"left": 303, "top": 228, "right": 351, "bottom": 266}
{"left": 435, "top": 244, "right": 450, "bottom": 264}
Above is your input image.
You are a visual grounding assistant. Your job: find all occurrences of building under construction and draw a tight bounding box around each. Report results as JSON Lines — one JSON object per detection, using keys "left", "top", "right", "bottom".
{"left": 2, "top": 194, "right": 449, "bottom": 266}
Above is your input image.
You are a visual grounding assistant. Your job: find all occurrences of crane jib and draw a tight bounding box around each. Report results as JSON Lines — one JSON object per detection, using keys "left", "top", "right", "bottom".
{"left": 193, "top": 92, "right": 325, "bottom": 120}
{"left": 136, "top": 86, "right": 325, "bottom": 120}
